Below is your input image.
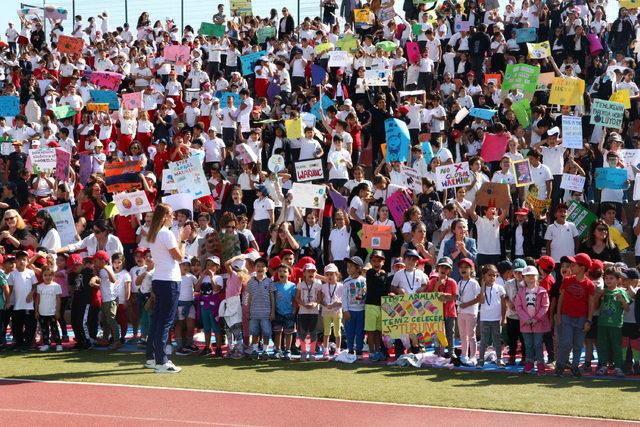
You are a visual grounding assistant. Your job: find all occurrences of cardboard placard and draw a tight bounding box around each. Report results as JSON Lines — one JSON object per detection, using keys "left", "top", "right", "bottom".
{"left": 362, "top": 224, "right": 393, "bottom": 250}
{"left": 474, "top": 182, "right": 511, "bottom": 210}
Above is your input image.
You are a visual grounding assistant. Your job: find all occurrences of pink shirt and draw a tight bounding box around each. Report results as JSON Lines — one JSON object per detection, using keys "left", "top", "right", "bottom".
{"left": 226, "top": 271, "right": 243, "bottom": 298}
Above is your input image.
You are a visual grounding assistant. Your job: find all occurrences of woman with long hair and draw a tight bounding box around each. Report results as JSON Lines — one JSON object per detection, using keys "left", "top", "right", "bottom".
{"left": 34, "top": 210, "right": 61, "bottom": 251}
{"left": 0, "top": 209, "right": 33, "bottom": 253}
{"left": 442, "top": 218, "right": 478, "bottom": 281}
{"left": 578, "top": 219, "right": 621, "bottom": 263}
{"left": 144, "top": 203, "right": 191, "bottom": 373}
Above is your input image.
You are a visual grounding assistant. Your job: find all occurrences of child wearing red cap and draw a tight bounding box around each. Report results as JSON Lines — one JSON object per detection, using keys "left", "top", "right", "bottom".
{"left": 536, "top": 255, "right": 556, "bottom": 365}
{"left": 584, "top": 259, "right": 604, "bottom": 372}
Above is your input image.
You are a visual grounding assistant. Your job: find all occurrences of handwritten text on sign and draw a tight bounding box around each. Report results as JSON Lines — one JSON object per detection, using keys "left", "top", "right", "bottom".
{"left": 435, "top": 162, "right": 471, "bottom": 190}
{"left": 590, "top": 99, "right": 625, "bottom": 129}
{"left": 381, "top": 293, "right": 445, "bottom": 338}
{"left": 295, "top": 159, "right": 324, "bottom": 182}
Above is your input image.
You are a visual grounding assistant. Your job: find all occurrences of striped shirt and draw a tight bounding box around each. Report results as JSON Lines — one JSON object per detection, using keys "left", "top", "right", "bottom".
{"left": 247, "top": 276, "right": 274, "bottom": 319}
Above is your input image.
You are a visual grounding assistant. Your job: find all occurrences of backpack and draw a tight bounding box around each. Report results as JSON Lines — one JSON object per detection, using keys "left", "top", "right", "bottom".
{"left": 421, "top": 199, "right": 444, "bottom": 233}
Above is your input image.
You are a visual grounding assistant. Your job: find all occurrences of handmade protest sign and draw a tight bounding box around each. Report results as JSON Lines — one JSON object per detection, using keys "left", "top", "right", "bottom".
{"left": 169, "top": 156, "right": 210, "bottom": 200}
{"left": 400, "top": 165, "right": 423, "bottom": 193}
{"left": 364, "top": 69, "right": 390, "bottom": 86}
{"left": 635, "top": 174, "right": 640, "bottom": 200}
{"left": 420, "top": 135, "right": 434, "bottom": 164}
{"left": 290, "top": 183, "right": 326, "bottom": 210}
{"left": 516, "top": 28, "right": 537, "bottom": 43}
{"left": 104, "top": 161, "right": 142, "bottom": 192}
{"left": 435, "top": 162, "right": 471, "bottom": 190}
{"left": 484, "top": 73, "right": 502, "bottom": 87}
{"left": 475, "top": 182, "right": 511, "bottom": 210}
{"left": 162, "top": 193, "right": 193, "bottom": 214}
{"left": 88, "top": 71, "right": 123, "bottom": 91}
{"left": 384, "top": 118, "right": 410, "bottom": 162}
{"left": 381, "top": 293, "right": 445, "bottom": 339}
{"left": 86, "top": 103, "right": 109, "bottom": 112}
{"left": 502, "top": 64, "right": 540, "bottom": 92}
{"left": 548, "top": 77, "right": 585, "bottom": 106}
{"left": 310, "top": 95, "right": 334, "bottom": 121}
{"left": 57, "top": 35, "right": 83, "bottom": 54}
{"left": 595, "top": 167, "right": 627, "bottom": 189}
{"left": 527, "top": 41, "right": 551, "bottom": 59}
{"left": 609, "top": 226, "right": 629, "bottom": 251}
{"left": 525, "top": 193, "right": 550, "bottom": 217}
{"left": 29, "top": 148, "right": 57, "bottom": 173}
{"left": 90, "top": 90, "right": 120, "bottom": 110}
{"left": 406, "top": 41, "right": 420, "bottom": 64}
{"left": 561, "top": 115, "right": 583, "bottom": 148}
{"left": 113, "top": 190, "right": 152, "bottom": 216}
{"left": 354, "top": 8, "right": 370, "bottom": 23}
{"left": 536, "top": 72, "right": 555, "bottom": 91}
{"left": 469, "top": 108, "right": 497, "bottom": 120}
{"left": 454, "top": 17, "right": 471, "bottom": 32}
{"left": 387, "top": 190, "right": 413, "bottom": 227}
{"left": 512, "top": 99, "right": 531, "bottom": 127}
{"left": 295, "top": 159, "right": 324, "bottom": 182}
{"left": 161, "top": 169, "right": 177, "bottom": 191}
{"left": 41, "top": 203, "right": 76, "bottom": 246}
{"left": 78, "top": 154, "right": 93, "bottom": 185}
{"left": 335, "top": 35, "right": 358, "bottom": 52}
{"left": 480, "top": 133, "right": 509, "bottom": 162}
{"left": 52, "top": 105, "right": 76, "bottom": 119}
{"left": 329, "top": 189, "right": 348, "bottom": 210}
{"left": 566, "top": 200, "right": 597, "bottom": 239}
{"left": 314, "top": 42, "right": 334, "bottom": 54}
{"left": 285, "top": 118, "right": 303, "bottom": 138}
{"left": 216, "top": 91, "right": 241, "bottom": 107}
{"left": 239, "top": 50, "right": 267, "bottom": 76}
{"left": 328, "top": 51, "right": 352, "bottom": 68}
{"left": 199, "top": 22, "right": 225, "bottom": 37}
{"left": 610, "top": 89, "right": 631, "bottom": 109}
{"left": 590, "top": 99, "right": 625, "bottom": 129}
{"left": 560, "top": 174, "right": 586, "bottom": 192}
{"left": 512, "top": 159, "right": 533, "bottom": 187}
{"left": 122, "top": 91, "right": 143, "bottom": 110}
{"left": 453, "top": 107, "right": 469, "bottom": 124}
{"left": 620, "top": 149, "right": 640, "bottom": 180}
{"left": 230, "top": 0, "right": 253, "bottom": 16}
{"left": 164, "top": 45, "right": 191, "bottom": 65}
{"left": 54, "top": 148, "right": 70, "bottom": 181}
{"left": 256, "top": 26, "right": 276, "bottom": 43}
{"left": 362, "top": 224, "right": 393, "bottom": 250}
{"left": 0, "top": 96, "right": 20, "bottom": 116}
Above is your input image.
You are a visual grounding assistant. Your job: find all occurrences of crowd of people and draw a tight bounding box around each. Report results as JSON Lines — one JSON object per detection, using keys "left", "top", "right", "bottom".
{"left": 0, "top": 0, "right": 639, "bottom": 377}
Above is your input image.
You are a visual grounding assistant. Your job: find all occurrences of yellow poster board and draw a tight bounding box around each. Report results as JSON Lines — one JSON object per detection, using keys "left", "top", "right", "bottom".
{"left": 610, "top": 89, "right": 631, "bottom": 109}
{"left": 548, "top": 77, "right": 586, "bottom": 106}
{"left": 527, "top": 41, "right": 551, "bottom": 59}
{"left": 285, "top": 118, "right": 303, "bottom": 138}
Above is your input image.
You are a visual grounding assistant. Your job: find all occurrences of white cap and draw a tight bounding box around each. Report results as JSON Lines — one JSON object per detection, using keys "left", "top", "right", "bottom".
{"left": 548, "top": 126, "right": 560, "bottom": 136}
{"left": 303, "top": 263, "right": 317, "bottom": 271}
{"left": 522, "top": 265, "right": 539, "bottom": 276}
{"left": 206, "top": 256, "right": 221, "bottom": 265}
{"left": 324, "top": 263, "right": 338, "bottom": 273}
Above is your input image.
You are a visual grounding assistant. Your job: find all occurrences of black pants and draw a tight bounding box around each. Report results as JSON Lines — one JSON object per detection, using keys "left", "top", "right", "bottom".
{"left": 71, "top": 300, "right": 91, "bottom": 346}
{"left": 0, "top": 309, "right": 6, "bottom": 345}
{"left": 350, "top": 220, "right": 367, "bottom": 260}
{"left": 12, "top": 309, "right": 36, "bottom": 348}
{"left": 40, "top": 315, "right": 61, "bottom": 345}
{"left": 88, "top": 305, "right": 100, "bottom": 340}
{"left": 506, "top": 317, "right": 525, "bottom": 360}
{"left": 543, "top": 330, "right": 555, "bottom": 363}
{"left": 57, "top": 296, "right": 70, "bottom": 338}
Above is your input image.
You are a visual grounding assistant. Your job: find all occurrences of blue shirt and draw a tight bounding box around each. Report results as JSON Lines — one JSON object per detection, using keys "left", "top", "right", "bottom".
{"left": 274, "top": 281, "right": 296, "bottom": 315}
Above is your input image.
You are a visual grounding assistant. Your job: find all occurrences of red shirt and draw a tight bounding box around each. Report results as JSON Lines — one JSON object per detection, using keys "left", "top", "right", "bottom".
{"left": 560, "top": 275, "right": 595, "bottom": 318}
{"left": 81, "top": 199, "right": 96, "bottom": 222}
{"left": 539, "top": 274, "right": 555, "bottom": 293}
{"left": 113, "top": 215, "right": 137, "bottom": 244}
{"left": 153, "top": 150, "right": 169, "bottom": 179}
{"left": 426, "top": 277, "right": 458, "bottom": 318}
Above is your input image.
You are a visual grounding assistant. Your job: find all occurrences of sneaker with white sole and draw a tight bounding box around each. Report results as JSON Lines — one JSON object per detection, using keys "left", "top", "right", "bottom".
{"left": 39, "top": 345, "right": 50, "bottom": 352}
{"left": 55, "top": 345, "right": 63, "bottom": 352}
{"left": 155, "top": 361, "right": 181, "bottom": 374}
{"left": 144, "top": 359, "right": 157, "bottom": 369}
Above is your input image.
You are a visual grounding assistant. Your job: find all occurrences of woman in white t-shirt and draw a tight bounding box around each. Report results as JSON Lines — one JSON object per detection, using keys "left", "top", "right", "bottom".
{"left": 145, "top": 203, "right": 191, "bottom": 373}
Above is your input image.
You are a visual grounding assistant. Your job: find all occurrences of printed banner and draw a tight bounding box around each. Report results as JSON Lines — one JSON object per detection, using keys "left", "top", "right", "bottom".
{"left": 595, "top": 167, "right": 627, "bottom": 189}
{"left": 362, "top": 224, "right": 393, "bottom": 250}
{"left": 387, "top": 190, "right": 413, "bottom": 227}
{"left": 88, "top": 71, "right": 123, "bottom": 91}
{"left": 199, "top": 22, "right": 226, "bottom": 37}
{"left": 475, "top": 182, "right": 511, "bottom": 210}
{"left": 381, "top": 293, "right": 445, "bottom": 339}
{"left": 590, "top": 99, "right": 625, "bottom": 129}
{"left": 502, "top": 64, "right": 540, "bottom": 92}
{"left": 512, "top": 159, "right": 533, "bottom": 187}
{"left": 41, "top": 203, "right": 76, "bottom": 246}
{"left": 566, "top": 200, "right": 597, "bottom": 239}
{"left": 384, "top": 118, "right": 410, "bottom": 162}
{"left": 164, "top": 45, "right": 191, "bottom": 65}
{"left": 122, "top": 91, "right": 143, "bottom": 110}
{"left": 289, "top": 183, "right": 326, "bottom": 210}
{"left": 560, "top": 174, "right": 586, "bottom": 192}
{"left": 480, "top": 133, "right": 509, "bottom": 162}
{"left": 54, "top": 148, "right": 71, "bottom": 181}
{"left": 561, "top": 115, "right": 583, "bottom": 148}
{"left": 548, "top": 77, "right": 585, "bottom": 106}
{"left": 113, "top": 190, "right": 152, "bottom": 216}
{"left": 239, "top": 50, "right": 267, "bottom": 76}
{"left": 57, "top": 35, "right": 83, "bottom": 55}
{"left": 104, "top": 160, "right": 142, "bottom": 193}
{"left": 29, "top": 148, "right": 57, "bottom": 173}
{"left": 295, "top": 159, "right": 324, "bottom": 182}
{"left": 0, "top": 96, "right": 20, "bottom": 116}
{"left": 169, "top": 156, "right": 210, "bottom": 200}
{"left": 435, "top": 162, "right": 471, "bottom": 190}
{"left": 527, "top": 41, "right": 551, "bottom": 59}
{"left": 90, "top": 90, "right": 120, "bottom": 110}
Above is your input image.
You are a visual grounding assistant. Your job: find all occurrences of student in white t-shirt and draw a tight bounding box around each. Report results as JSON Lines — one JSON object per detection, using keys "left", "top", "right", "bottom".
{"left": 328, "top": 210, "right": 351, "bottom": 276}
{"left": 477, "top": 264, "right": 507, "bottom": 368}
{"left": 35, "top": 266, "right": 63, "bottom": 352}
{"left": 90, "top": 251, "right": 120, "bottom": 349}
{"left": 468, "top": 200, "right": 508, "bottom": 271}
{"left": 456, "top": 258, "right": 481, "bottom": 365}
{"left": 8, "top": 251, "right": 38, "bottom": 350}
{"left": 544, "top": 203, "right": 579, "bottom": 261}
{"left": 112, "top": 253, "right": 132, "bottom": 346}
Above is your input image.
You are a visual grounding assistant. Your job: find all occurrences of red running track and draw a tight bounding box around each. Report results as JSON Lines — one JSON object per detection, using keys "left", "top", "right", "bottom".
{"left": 0, "top": 379, "right": 637, "bottom": 426}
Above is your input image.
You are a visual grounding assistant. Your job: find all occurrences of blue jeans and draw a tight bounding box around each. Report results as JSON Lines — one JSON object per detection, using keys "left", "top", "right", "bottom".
{"left": 344, "top": 310, "right": 365, "bottom": 352}
{"left": 558, "top": 315, "right": 586, "bottom": 369}
{"left": 146, "top": 280, "right": 180, "bottom": 365}
{"left": 522, "top": 332, "right": 544, "bottom": 363}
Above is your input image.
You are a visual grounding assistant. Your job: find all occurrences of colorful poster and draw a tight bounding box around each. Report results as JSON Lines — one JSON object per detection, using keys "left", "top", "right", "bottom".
{"left": 400, "top": 165, "right": 423, "bottom": 194}
{"left": 480, "top": 133, "right": 509, "bottom": 162}
{"left": 169, "top": 156, "right": 210, "bottom": 200}
{"left": 335, "top": 35, "right": 358, "bottom": 52}
{"left": 475, "top": 182, "right": 511, "bottom": 210}
{"left": 525, "top": 193, "right": 551, "bottom": 217}
{"left": 54, "top": 148, "right": 70, "bottom": 181}
{"left": 41, "top": 203, "right": 76, "bottom": 246}
{"left": 199, "top": 22, "right": 226, "bottom": 37}
{"left": 469, "top": 108, "right": 497, "bottom": 120}
{"left": 502, "top": 64, "right": 540, "bottom": 92}
{"left": 239, "top": 50, "right": 267, "bottom": 76}
{"left": 295, "top": 159, "right": 324, "bottom": 182}
{"left": 381, "top": 293, "right": 445, "bottom": 339}
{"left": 527, "top": 41, "right": 551, "bottom": 59}
{"left": 310, "top": 95, "right": 334, "bottom": 121}
{"left": 284, "top": 118, "right": 303, "bottom": 138}
{"left": 256, "top": 26, "right": 276, "bottom": 43}
{"left": 164, "top": 45, "right": 191, "bottom": 65}
{"left": 387, "top": 190, "right": 413, "bottom": 227}
{"left": 89, "top": 90, "right": 120, "bottom": 110}
{"left": 104, "top": 160, "right": 143, "bottom": 193}
{"left": 29, "top": 148, "right": 57, "bottom": 173}
{"left": 329, "top": 189, "right": 348, "bottom": 210}
{"left": 78, "top": 154, "right": 93, "bottom": 185}
{"left": 560, "top": 174, "right": 586, "bottom": 192}
{"left": 86, "top": 103, "right": 109, "bottom": 112}
{"left": 362, "top": 225, "right": 393, "bottom": 250}
{"left": 435, "top": 162, "right": 471, "bottom": 190}
{"left": 595, "top": 167, "right": 628, "bottom": 189}
{"left": 122, "top": 91, "right": 143, "bottom": 110}
{"left": 384, "top": 118, "right": 410, "bottom": 162}
{"left": 216, "top": 91, "right": 241, "bottom": 107}
{"left": 354, "top": 8, "right": 370, "bottom": 23}
{"left": 548, "top": 77, "right": 585, "bottom": 106}
{"left": 328, "top": 51, "right": 352, "bottom": 68}
{"left": 364, "top": 69, "right": 390, "bottom": 86}
{"left": 512, "top": 99, "right": 531, "bottom": 127}
{"left": 513, "top": 159, "right": 533, "bottom": 187}
{"left": 0, "top": 96, "right": 20, "bottom": 116}
{"left": 290, "top": 183, "right": 326, "bottom": 210}
{"left": 590, "top": 99, "right": 625, "bottom": 129}
{"left": 566, "top": 200, "right": 597, "bottom": 239}
{"left": 87, "top": 71, "right": 123, "bottom": 91}
{"left": 454, "top": 17, "right": 471, "bottom": 32}
{"left": 113, "top": 190, "right": 152, "bottom": 216}
{"left": 267, "top": 154, "right": 286, "bottom": 173}
{"left": 610, "top": 89, "right": 631, "bottom": 109}
{"left": 230, "top": 0, "right": 253, "bottom": 16}
{"left": 52, "top": 105, "right": 76, "bottom": 119}
{"left": 561, "top": 115, "right": 583, "bottom": 148}
{"left": 406, "top": 41, "right": 420, "bottom": 64}
{"left": 314, "top": 43, "right": 334, "bottom": 54}
{"left": 516, "top": 28, "right": 537, "bottom": 43}
{"left": 484, "top": 73, "right": 502, "bottom": 88}
{"left": 57, "top": 35, "right": 83, "bottom": 55}
{"left": 420, "top": 137, "right": 434, "bottom": 164}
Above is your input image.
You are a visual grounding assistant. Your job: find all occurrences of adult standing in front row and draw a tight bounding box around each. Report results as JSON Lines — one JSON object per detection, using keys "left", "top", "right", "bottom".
{"left": 145, "top": 203, "right": 191, "bottom": 373}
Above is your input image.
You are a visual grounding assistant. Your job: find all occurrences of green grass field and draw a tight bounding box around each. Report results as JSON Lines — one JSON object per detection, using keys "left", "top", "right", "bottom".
{"left": 1, "top": 351, "right": 638, "bottom": 421}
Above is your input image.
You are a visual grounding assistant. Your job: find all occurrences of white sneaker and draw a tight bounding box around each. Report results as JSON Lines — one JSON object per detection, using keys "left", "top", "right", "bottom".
{"left": 459, "top": 355, "right": 469, "bottom": 365}
{"left": 144, "top": 359, "right": 157, "bottom": 369}
{"left": 155, "top": 361, "right": 182, "bottom": 374}
{"left": 39, "top": 345, "right": 50, "bottom": 352}
{"left": 165, "top": 344, "right": 173, "bottom": 355}
{"left": 55, "top": 345, "right": 63, "bottom": 352}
